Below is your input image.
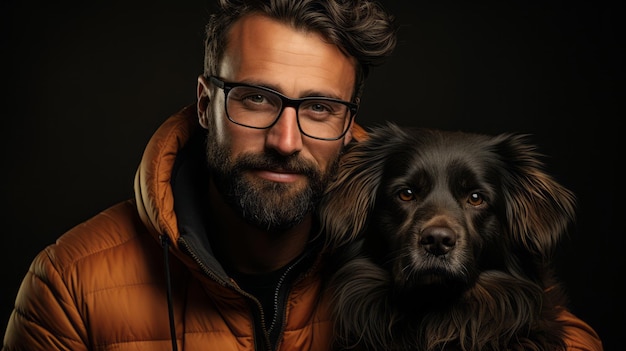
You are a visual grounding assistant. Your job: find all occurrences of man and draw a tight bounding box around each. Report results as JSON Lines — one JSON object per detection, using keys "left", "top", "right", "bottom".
{"left": 3, "top": 0, "right": 602, "bottom": 350}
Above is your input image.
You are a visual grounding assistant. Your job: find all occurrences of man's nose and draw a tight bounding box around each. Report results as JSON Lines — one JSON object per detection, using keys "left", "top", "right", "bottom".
{"left": 265, "top": 107, "right": 303, "bottom": 156}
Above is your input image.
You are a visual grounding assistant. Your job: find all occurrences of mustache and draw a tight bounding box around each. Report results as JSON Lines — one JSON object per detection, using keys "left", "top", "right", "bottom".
{"left": 234, "top": 150, "right": 318, "bottom": 178}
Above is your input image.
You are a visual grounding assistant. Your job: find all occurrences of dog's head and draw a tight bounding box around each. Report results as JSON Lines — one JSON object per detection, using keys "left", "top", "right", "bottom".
{"left": 320, "top": 122, "right": 576, "bottom": 291}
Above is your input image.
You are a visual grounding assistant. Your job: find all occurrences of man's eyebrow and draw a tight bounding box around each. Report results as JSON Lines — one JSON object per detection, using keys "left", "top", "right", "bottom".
{"left": 238, "top": 80, "right": 346, "bottom": 100}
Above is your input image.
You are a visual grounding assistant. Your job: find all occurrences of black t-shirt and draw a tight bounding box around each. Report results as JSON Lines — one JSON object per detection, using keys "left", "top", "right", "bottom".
{"left": 228, "top": 252, "right": 310, "bottom": 349}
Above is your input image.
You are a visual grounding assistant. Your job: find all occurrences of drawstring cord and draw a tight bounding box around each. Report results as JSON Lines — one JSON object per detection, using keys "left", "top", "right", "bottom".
{"left": 161, "top": 234, "right": 179, "bottom": 351}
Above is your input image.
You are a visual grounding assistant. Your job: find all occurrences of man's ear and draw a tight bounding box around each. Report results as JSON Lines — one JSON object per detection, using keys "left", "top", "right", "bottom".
{"left": 343, "top": 126, "right": 353, "bottom": 146}
{"left": 197, "top": 75, "right": 211, "bottom": 129}
{"left": 344, "top": 97, "right": 360, "bottom": 145}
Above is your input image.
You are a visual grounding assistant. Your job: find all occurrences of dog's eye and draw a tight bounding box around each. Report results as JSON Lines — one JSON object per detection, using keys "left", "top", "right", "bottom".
{"left": 468, "top": 192, "right": 484, "bottom": 206}
{"left": 398, "top": 188, "right": 415, "bottom": 201}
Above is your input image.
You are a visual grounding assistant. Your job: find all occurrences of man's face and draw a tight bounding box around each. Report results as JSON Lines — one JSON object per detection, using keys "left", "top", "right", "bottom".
{"left": 197, "top": 14, "right": 357, "bottom": 231}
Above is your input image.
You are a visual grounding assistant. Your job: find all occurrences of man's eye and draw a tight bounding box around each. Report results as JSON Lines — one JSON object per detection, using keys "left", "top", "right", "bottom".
{"left": 243, "top": 94, "right": 267, "bottom": 104}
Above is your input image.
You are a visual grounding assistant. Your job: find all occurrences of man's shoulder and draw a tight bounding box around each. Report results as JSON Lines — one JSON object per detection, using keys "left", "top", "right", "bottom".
{"left": 38, "top": 200, "right": 154, "bottom": 277}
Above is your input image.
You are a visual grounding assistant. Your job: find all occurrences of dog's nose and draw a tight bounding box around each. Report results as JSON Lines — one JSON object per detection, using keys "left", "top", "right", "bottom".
{"left": 419, "top": 226, "right": 457, "bottom": 255}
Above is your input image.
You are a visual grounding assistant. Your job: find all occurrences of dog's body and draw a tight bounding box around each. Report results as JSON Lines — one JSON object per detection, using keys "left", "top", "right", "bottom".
{"left": 320, "top": 123, "right": 576, "bottom": 351}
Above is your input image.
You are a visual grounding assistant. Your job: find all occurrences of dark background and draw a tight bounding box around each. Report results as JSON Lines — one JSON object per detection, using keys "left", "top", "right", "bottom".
{"left": 2, "top": 1, "right": 623, "bottom": 349}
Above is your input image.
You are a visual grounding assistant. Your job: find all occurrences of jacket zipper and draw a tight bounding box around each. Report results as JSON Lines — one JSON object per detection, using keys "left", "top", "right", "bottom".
{"left": 268, "top": 253, "right": 306, "bottom": 337}
{"left": 177, "top": 236, "right": 273, "bottom": 351}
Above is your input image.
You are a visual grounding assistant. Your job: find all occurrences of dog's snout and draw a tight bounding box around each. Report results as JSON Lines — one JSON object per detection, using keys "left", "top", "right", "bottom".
{"left": 419, "top": 226, "right": 457, "bottom": 255}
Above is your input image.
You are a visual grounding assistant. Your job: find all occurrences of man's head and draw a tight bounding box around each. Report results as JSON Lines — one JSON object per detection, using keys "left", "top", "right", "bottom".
{"left": 196, "top": 0, "right": 397, "bottom": 231}
{"left": 201, "top": 0, "right": 397, "bottom": 101}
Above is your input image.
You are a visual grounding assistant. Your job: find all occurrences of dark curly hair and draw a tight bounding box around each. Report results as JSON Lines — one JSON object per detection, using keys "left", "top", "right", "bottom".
{"left": 203, "top": 0, "right": 398, "bottom": 102}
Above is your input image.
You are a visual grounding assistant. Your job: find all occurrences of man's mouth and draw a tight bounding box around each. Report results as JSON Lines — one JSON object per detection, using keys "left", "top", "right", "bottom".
{"left": 252, "top": 168, "right": 303, "bottom": 183}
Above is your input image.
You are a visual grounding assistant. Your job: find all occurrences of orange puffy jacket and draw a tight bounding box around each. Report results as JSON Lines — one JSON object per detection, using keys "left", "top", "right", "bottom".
{"left": 3, "top": 105, "right": 603, "bottom": 351}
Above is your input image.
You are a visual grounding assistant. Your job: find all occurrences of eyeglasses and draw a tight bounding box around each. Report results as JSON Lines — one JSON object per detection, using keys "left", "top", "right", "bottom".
{"left": 209, "top": 76, "right": 358, "bottom": 141}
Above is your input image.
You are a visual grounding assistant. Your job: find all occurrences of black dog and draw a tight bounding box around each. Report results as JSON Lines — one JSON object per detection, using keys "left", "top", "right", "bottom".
{"left": 320, "top": 122, "right": 576, "bottom": 350}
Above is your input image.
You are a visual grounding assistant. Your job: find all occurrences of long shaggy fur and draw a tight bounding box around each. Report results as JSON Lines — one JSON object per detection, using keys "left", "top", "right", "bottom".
{"left": 319, "top": 122, "right": 576, "bottom": 351}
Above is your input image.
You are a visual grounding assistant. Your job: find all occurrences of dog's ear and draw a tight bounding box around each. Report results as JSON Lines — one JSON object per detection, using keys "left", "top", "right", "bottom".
{"left": 320, "top": 122, "right": 406, "bottom": 250}
{"left": 495, "top": 134, "right": 576, "bottom": 259}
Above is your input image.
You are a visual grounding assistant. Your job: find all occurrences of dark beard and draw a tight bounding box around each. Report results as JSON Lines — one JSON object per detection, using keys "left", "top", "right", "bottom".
{"left": 205, "top": 134, "right": 340, "bottom": 231}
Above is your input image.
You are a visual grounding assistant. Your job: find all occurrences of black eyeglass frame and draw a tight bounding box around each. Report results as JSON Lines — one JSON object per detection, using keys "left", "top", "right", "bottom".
{"left": 209, "top": 76, "right": 358, "bottom": 141}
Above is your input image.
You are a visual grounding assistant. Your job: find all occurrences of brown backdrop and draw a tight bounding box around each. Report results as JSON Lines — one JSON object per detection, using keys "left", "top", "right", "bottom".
{"left": 2, "top": 1, "right": 623, "bottom": 349}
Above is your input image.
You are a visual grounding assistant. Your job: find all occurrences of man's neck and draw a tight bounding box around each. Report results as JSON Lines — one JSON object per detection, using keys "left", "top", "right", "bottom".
{"left": 207, "top": 180, "right": 312, "bottom": 274}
